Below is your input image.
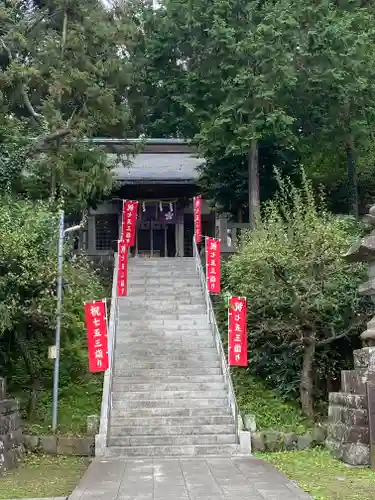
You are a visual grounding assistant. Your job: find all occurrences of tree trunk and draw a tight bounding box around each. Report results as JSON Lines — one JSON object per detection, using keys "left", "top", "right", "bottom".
{"left": 300, "top": 340, "right": 316, "bottom": 419}
{"left": 248, "top": 139, "right": 260, "bottom": 229}
{"left": 49, "top": 10, "right": 68, "bottom": 200}
{"left": 50, "top": 165, "right": 56, "bottom": 199}
{"left": 346, "top": 140, "right": 359, "bottom": 219}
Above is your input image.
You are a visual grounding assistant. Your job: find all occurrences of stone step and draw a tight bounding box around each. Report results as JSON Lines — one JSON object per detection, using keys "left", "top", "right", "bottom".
{"left": 111, "top": 414, "right": 233, "bottom": 427}
{"left": 105, "top": 444, "right": 239, "bottom": 457}
{"left": 128, "top": 270, "right": 197, "bottom": 274}
{"left": 113, "top": 368, "right": 222, "bottom": 378}
{"left": 111, "top": 397, "right": 228, "bottom": 409}
{"left": 129, "top": 259, "right": 195, "bottom": 264}
{"left": 117, "top": 322, "right": 209, "bottom": 331}
{"left": 124, "top": 290, "right": 203, "bottom": 297}
{"left": 116, "top": 339, "right": 214, "bottom": 348}
{"left": 110, "top": 407, "right": 231, "bottom": 418}
{"left": 114, "top": 350, "right": 218, "bottom": 361}
{"left": 119, "top": 317, "right": 208, "bottom": 326}
{"left": 128, "top": 257, "right": 195, "bottom": 264}
{"left": 128, "top": 269, "right": 197, "bottom": 275}
{"left": 114, "top": 360, "right": 221, "bottom": 369}
{"left": 328, "top": 392, "right": 366, "bottom": 409}
{"left": 119, "top": 312, "right": 207, "bottom": 321}
{"left": 116, "top": 329, "right": 212, "bottom": 337}
{"left": 112, "top": 381, "right": 226, "bottom": 392}
{"left": 128, "top": 267, "right": 196, "bottom": 272}
{"left": 111, "top": 390, "right": 227, "bottom": 401}
{"left": 108, "top": 434, "right": 237, "bottom": 447}
{"left": 115, "top": 348, "right": 214, "bottom": 363}
{"left": 124, "top": 297, "right": 203, "bottom": 305}
{"left": 120, "top": 304, "right": 206, "bottom": 314}
{"left": 128, "top": 278, "right": 201, "bottom": 285}
{"left": 110, "top": 424, "right": 235, "bottom": 437}
{"left": 115, "top": 342, "right": 216, "bottom": 351}
{"left": 113, "top": 375, "right": 224, "bottom": 385}
{"left": 127, "top": 288, "right": 202, "bottom": 295}
{"left": 128, "top": 270, "right": 197, "bottom": 275}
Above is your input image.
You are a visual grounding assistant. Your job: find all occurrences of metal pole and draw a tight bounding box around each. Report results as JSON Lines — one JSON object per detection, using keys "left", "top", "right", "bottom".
{"left": 52, "top": 210, "right": 65, "bottom": 432}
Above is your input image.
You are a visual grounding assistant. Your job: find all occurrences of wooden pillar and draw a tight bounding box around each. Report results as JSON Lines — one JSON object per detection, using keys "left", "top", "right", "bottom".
{"left": 164, "top": 225, "right": 168, "bottom": 257}
{"left": 178, "top": 219, "right": 184, "bottom": 257}
{"left": 175, "top": 223, "right": 179, "bottom": 257}
{"left": 87, "top": 215, "right": 96, "bottom": 254}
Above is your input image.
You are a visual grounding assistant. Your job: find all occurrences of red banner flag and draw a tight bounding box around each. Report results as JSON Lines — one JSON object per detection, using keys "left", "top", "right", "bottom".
{"left": 194, "top": 195, "right": 202, "bottom": 243}
{"left": 122, "top": 200, "right": 138, "bottom": 247}
{"left": 117, "top": 240, "right": 128, "bottom": 297}
{"left": 85, "top": 300, "right": 109, "bottom": 373}
{"left": 228, "top": 297, "right": 248, "bottom": 367}
{"left": 206, "top": 237, "right": 221, "bottom": 294}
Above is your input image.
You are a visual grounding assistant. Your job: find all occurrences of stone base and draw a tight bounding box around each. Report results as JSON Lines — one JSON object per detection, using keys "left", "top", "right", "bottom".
{"left": 328, "top": 422, "right": 369, "bottom": 444}
{"left": 327, "top": 392, "right": 370, "bottom": 466}
{"left": 341, "top": 369, "right": 375, "bottom": 394}
{"left": 95, "top": 433, "right": 106, "bottom": 457}
{"left": 239, "top": 431, "right": 251, "bottom": 454}
{"left": 328, "top": 404, "right": 368, "bottom": 427}
{"left": 326, "top": 439, "right": 370, "bottom": 466}
{"left": 329, "top": 392, "right": 366, "bottom": 409}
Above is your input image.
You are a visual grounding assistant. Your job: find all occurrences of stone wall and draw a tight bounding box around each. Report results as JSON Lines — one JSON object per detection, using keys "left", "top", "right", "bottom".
{"left": 251, "top": 426, "right": 327, "bottom": 452}
{"left": 23, "top": 434, "right": 95, "bottom": 456}
{"left": 0, "top": 378, "right": 23, "bottom": 474}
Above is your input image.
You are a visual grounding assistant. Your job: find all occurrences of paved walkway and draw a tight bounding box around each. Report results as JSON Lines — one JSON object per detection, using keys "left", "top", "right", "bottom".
{"left": 68, "top": 456, "right": 311, "bottom": 500}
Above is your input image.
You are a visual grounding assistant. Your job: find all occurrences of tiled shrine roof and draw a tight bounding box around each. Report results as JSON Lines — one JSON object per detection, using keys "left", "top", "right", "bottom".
{"left": 112, "top": 153, "right": 202, "bottom": 184}
{"left": 88, "top": 138, "right": 203, "bottom": 184}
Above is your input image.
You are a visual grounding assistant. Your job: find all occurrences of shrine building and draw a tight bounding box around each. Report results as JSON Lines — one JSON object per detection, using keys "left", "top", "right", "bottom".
{"left": 77, "top": 138, "right": 215, "bottom": 264}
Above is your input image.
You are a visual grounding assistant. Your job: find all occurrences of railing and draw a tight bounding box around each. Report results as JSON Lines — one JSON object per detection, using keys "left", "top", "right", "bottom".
{"left": 193, "top": 237, "right": 240, "bottom": 443}
{"left": 95, "top": 252, "right": 119, "bottom": 456}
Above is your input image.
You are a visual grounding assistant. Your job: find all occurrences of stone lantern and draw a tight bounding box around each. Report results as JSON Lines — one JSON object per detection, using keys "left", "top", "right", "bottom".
{"left": 326, "top": 205, "right": 375, "bottom": 465}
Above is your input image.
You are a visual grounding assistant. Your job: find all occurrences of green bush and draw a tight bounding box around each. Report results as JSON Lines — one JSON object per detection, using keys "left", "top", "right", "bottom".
{"left": 224, "top": 171, "right": 372, "bottom": 419}
{"left": 0, "top": 197, "right": 105, "bottom": 418}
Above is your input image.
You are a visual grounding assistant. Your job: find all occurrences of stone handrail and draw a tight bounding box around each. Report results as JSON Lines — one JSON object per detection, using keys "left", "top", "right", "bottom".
{"left": 193, "top": 237, "right": 240, "bottom": 443}
{"left": 95, "top": 252, "right": 119, "bottom": 456}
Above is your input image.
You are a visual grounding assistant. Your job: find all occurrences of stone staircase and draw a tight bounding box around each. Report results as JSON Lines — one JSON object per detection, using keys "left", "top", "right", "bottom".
{"left": 107, "top": 257, "right": 238, "bottom": 457}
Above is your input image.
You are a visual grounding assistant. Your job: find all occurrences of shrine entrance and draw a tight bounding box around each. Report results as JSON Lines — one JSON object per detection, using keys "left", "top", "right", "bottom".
{"left": 136, "top": 221, "right": 176, "bottom": 257}
{"left": 133, "top": 200, "right": 182, "bottom": 257}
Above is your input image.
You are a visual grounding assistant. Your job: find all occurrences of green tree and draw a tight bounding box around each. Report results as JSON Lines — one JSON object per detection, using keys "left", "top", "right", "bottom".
{"left": 224, "top": 172, "right": 370, "bottom": 418}
{"left": 0, "top": 197, "right": 105, "bottom": 416}
{"left": 0, "top": 0, "right": 132, "bottom": 211}
{"left": 126, "top": 0, "right": 375, "bottom": 218}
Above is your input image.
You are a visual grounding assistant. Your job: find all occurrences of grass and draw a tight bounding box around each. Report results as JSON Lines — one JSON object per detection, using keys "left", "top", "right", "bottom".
{"left": 21, "top": 375, "right": 103, "bottom": 436}
{"left": 233, "top": 371, "right": 311, "bottom": 433}
{"left": 0, "top": 454, "right": 88, "bottom": 499}
{"left": 259, "top": 448, "right": 375, "bottom": 500}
